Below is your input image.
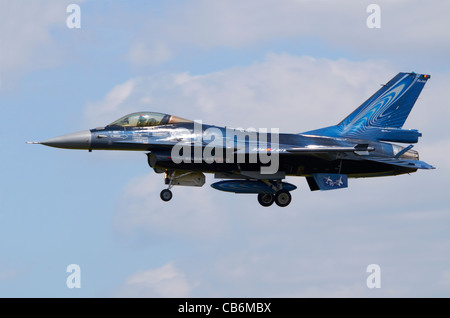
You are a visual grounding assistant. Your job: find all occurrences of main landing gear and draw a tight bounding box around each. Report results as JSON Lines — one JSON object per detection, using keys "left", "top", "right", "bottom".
{"left": 257, "top": 190, "right": 292, "bottom": 207}
{"left": 255, "top": 179, "right": 294, "bottom": 207}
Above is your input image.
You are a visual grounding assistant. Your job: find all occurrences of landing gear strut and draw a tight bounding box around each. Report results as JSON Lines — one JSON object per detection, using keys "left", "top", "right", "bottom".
{"left": 160, "top": 170, "right": 175, "bottom": 202}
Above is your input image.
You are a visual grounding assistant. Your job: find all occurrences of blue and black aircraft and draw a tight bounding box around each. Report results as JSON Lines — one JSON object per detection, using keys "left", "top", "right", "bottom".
{"left": 29, "top": 72, "right": 434, "bottom": 207}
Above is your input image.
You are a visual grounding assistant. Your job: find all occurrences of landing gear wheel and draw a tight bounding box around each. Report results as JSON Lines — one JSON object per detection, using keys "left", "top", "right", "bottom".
{"left": 160, "top": 189, "right": 173, "bottom": 202}
{"left": 257, "top": 193, "right": 275, "bottom": 207}
{"left": 274, "top": 190, "right": 291, "bottom": 207}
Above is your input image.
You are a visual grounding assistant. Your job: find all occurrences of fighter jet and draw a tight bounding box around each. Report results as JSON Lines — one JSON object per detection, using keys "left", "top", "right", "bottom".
{"left": 28, "top": 72, "right": 434, "bottom": 207}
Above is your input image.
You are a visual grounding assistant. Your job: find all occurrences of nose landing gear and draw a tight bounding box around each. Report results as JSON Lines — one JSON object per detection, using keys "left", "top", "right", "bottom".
{"left": 159, "top": 171, "right": 175, "bottom": 202}
{"left": 159, "top": 170, "right": 206, "bottom": 202}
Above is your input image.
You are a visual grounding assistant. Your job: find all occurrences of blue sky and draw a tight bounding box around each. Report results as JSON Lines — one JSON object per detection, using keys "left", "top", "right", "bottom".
{"left": 1, "top": 0, "right": 450, "bottom": 297}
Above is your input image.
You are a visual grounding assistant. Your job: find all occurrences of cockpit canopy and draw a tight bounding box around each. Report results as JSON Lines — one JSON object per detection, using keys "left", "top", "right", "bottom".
{"left": 107, "top": 112, "right": 192, "bottom": 128}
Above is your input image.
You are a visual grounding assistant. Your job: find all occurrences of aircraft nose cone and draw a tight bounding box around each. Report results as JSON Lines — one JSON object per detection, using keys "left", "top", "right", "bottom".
{"left": 41, "top": 130, "right": 92, "bottom": 150}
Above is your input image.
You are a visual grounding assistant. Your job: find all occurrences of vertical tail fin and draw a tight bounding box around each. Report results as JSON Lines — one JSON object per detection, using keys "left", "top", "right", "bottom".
{"left": 303, "top": 72, "right": 430, "bottom": 143}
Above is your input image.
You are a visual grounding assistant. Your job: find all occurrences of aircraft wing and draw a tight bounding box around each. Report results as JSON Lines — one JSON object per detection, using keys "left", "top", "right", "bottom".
{"left": 359, "top": 157, "right": 435, "bottom": 169}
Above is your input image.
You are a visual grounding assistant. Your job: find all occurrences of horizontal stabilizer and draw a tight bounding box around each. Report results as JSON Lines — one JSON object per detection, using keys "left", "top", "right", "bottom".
{"left": 361, "top": 157, "right": 435, "bottom": 169}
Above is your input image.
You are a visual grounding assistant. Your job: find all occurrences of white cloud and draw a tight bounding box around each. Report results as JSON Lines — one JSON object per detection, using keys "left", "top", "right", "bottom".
{"left": 113, "top": 172, "right": 230, "bottom": 241}
{"left": 111, "top": 169, "right": 450, "bottom": 296}
{"left": 85, "top": 53, "right": 393, "bottom": 131}
{"left": 128, "top": 42, "right": 173, "bottom": 67}
{"left": 126, "top": 0, "right": 450, "bottom": 67}
{"left": 0, "top": 265, "right": 21, "bottom": 281}
{"left": 441, "top": 269, "right": 450, "bottom": 287}
{"left": 117, "top": 262, "right": 191, "bottom": 297}
{"left": 84, "top": 79, "right": 137, "bottom": 127}
{"left": 0, "top": 0, "right": 76, "bottom": 91}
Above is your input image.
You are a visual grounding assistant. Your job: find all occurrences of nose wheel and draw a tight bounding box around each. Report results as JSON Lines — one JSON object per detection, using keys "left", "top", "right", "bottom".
{"left": 160, "top": 189, "right": 173, "bottom": 202}
{"left": 160, "top": 170, "right": 175, "bottom": 202}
